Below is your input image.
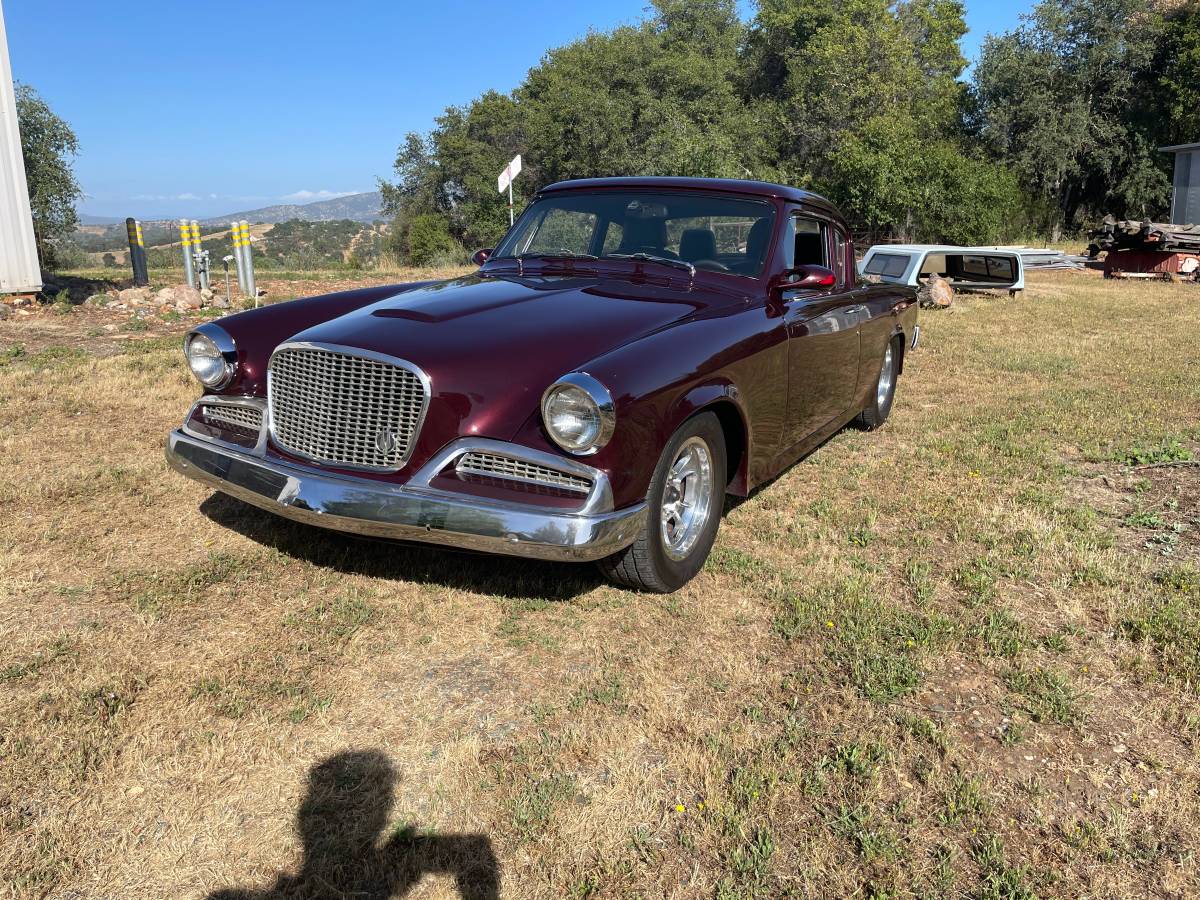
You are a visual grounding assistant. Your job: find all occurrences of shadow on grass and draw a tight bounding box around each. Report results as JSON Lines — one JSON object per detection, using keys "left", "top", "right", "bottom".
{"left": 207, "top": 750, "right": 500, "bottom": 900}
{"left": 200, "top": 492, "right": 604, "bottom": 600}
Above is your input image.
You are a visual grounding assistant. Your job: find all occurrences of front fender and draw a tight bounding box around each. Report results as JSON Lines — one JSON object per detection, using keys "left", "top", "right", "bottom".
{"left": 509, "top": 302, "right": 787, "bottom": 510}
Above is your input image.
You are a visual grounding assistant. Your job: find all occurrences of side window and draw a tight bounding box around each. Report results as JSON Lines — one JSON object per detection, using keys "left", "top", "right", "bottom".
{"left": 785, "top": 215, "right": 827, "bottom": 269}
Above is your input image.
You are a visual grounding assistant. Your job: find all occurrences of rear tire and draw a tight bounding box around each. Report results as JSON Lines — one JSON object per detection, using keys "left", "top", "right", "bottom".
{"left": 854, "top": 336, "right": 900, "bottom": 430}
{"left": 597, "top": 412, "right": 727, "bottom": 593}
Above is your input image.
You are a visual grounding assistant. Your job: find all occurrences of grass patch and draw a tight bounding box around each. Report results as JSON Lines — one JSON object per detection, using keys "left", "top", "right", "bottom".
{"left": 1119, "top": 565, "right": 1200, "bottom": 689}
{"left": 1004, "top": 667, "right": 1083, "bottom": 726}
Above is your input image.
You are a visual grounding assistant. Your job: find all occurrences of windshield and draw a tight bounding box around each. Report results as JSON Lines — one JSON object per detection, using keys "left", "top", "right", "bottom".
{"left": 493, "top": 191, "right": 776, "bottom": 277}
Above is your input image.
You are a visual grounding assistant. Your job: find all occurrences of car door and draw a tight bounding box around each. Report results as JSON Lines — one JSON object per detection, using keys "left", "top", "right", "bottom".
{"left": 781, "top": 214, "right": 862, "bottom": 449}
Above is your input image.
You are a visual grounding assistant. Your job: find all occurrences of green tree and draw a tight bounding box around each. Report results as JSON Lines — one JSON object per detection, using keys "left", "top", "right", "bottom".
{"left": 972, "top": 0, "right": 1172, "bottom": 236}
{"left": 381, "top": 1, "right": 763, "bottom": 250}
{"left": 744, "top": 0, "right": 1018, "bottom": 242}
{"left": 15, "top": 84, "right": 83, "bottom": 268}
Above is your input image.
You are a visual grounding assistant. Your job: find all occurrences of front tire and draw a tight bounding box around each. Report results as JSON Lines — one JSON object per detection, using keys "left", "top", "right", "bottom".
{"left": 597, "top": 412, "right": 727, "bottom": 593}
{"left": 854, "top": 336, "right": 900, "bottom": 430}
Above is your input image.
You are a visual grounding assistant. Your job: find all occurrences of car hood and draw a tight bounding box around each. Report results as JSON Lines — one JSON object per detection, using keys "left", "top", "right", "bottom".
{"left": 284, "top": 272, "right": 712, "bottom": 460}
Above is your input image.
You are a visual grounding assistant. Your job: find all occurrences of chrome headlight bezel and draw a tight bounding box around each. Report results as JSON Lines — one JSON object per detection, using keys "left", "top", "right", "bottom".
{"left": 184, "top": 322, "right": 238, "bottom": 389}
{"left": 541, "top": 372, "right": 616, "bottom": 456}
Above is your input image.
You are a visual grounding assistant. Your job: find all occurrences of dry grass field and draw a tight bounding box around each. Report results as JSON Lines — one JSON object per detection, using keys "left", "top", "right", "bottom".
{"left": 2, "top": 271, "right": 1199, "bottom": 899}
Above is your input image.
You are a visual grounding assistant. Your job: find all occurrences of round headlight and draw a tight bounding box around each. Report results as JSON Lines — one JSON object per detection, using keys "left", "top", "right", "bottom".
{"left": 542, "top": 373, "right": 615, "bottom": 455}
{"left": 185, "top": 327, "right": 236, "bottom": 388}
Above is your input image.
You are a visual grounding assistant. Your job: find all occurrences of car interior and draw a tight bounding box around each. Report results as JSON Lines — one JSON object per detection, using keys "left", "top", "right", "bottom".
{"left": 507, "top": 193, "right": 778, "bottom": 276}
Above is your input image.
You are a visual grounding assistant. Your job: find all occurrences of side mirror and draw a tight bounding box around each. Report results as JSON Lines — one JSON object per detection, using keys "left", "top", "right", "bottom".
{"left": 772, "top": 264, "right": 836, "bottom": 296}
{"left": 471, "top": 248, "right": 493, "bottom": 266}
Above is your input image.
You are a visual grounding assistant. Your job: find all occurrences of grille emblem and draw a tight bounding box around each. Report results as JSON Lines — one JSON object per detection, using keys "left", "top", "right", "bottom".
{"left": 374, "top": 428, "right": 398, "bottom": 455}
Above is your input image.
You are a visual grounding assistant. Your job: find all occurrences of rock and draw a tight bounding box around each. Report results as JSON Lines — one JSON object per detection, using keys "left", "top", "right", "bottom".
{"left": 12, "top": 295, "right": 33, "bottom": 307}
{"left": 0, "top": 303, "right": 9, "bottom": 320}
{"left": 173, "top": 285, "right": 203, "bottom": 311}
{"left": 155, "top": 287, "right": 175, "bottom": 304}
{"left": 199, "top": 288, "right": 215, "bottom": 307}
{"left": 210, "top": 292, "right": 231, "bottom": 309}
{"left": 119, "top": 287, "right": 149, "bottom": 305}
{"left": 918, "top": 274, "right": 954, "bottom": 308}
{"left": 84, "top": 294, "right": 109, "bottom": 307}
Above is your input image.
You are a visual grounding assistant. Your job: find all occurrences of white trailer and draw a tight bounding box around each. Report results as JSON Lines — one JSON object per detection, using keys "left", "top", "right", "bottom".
{"left": 0, "top": 0, "right": 41, "bottom": 294}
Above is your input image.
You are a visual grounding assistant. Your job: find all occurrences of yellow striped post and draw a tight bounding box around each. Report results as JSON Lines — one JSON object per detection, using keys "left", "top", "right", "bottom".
{"left": 180, "top": 219, "right": 195, "bottom": 287}
{"left": 240, "top": 221, "right": 257, "bottom": 305}
{"left": 191, "top": 221, "right": 210, "bottom": 290}
{"left": 126, "top": 217, "right": 148, "bottom": 286}
{"left": 231, "top": 221, "right": 247, "bottom": 294}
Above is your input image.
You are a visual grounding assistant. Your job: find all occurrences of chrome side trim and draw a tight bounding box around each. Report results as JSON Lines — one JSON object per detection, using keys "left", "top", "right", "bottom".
{"left": 266, "top": 341, "right": 432, "bottom": 474}
{"left": 165, "top": 430, "right": 644, "bottom": 563}
{"left": 910, "top": 325, "right": 920, "bottom": 350}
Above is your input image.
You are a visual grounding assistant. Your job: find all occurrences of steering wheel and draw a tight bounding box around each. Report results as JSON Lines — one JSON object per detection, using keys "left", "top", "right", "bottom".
{"left": 692, "top": 259, "right": 729, "bottom": 272}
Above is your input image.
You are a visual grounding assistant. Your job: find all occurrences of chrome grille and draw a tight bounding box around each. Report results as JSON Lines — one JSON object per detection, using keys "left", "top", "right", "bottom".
{"left": 201, "top": 403, "right": 263, "bottom": 435}
{"left": 456, "top": 451, "right": 592, "bottom": 493}
{"left": 268, "top": 345, "right": 427, "bottom": 470}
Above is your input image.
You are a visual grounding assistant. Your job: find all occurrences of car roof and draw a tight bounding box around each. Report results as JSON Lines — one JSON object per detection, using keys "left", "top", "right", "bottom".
{"left": 538, "top": 176, "right": 846, "bottom": 225}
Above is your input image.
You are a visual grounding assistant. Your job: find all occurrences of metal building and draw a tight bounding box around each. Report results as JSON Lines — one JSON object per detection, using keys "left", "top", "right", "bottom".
{"left": 1162, "top": 142, "right": 1200, "bottom": 227}
{"left": 0, "top": 0, "right": 40, "bottom": 294}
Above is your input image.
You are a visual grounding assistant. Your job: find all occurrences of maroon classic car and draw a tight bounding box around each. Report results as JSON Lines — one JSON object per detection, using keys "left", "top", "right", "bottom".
{"left": 167, "top": 177, "right": 918, "bottom": 592}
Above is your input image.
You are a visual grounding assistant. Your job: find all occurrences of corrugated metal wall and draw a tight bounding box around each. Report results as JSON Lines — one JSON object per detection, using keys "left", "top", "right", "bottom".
{"left": 0, "top": 0, "right": 42, "bottom": 294}
{"left": 1171, "top": 150, "right": 1199, "bottom": 227}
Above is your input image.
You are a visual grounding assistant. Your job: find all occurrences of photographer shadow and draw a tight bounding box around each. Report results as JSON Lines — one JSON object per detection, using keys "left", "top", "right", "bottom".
{"left": 207, "top": 750, "right": 499, "bottom": 900}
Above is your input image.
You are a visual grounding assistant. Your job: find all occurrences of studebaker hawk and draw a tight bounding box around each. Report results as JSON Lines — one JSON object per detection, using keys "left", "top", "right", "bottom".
{"left": 167, "top": 177, "right": 918, "bottom": 592}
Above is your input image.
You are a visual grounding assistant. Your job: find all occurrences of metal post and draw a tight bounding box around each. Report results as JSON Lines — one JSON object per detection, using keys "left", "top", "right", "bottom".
{"left": 508, "top": 182, "right": 513, "bottom": 227}
{"left": 242, "top": 221, "right": 257, "bottom": 305}
{"left": 180, "top": 219, "right": 195, "bottom": 287}
{"left": 231, "top": 221, "right": 247, "bottom": 295}
{"left": 125, "top": 217, "right": 148, "bottom": 286}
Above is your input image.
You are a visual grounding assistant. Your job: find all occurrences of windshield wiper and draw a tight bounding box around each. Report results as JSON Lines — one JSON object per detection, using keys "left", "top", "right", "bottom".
{"left": 603, "top": 252, "right": 696, "bottom": 278}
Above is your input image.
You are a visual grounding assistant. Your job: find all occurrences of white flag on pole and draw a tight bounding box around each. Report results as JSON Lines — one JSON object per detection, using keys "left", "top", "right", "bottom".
{"left": 497, "top": 155, "right": 522, "bottom": 193}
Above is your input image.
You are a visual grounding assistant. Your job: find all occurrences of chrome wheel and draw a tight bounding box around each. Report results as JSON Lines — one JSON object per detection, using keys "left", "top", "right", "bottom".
{"left": 660, "top": 436, "right": 714, "bottom": 561}
{"left": 876, "top": 344, "right": 895, "bottom": 409}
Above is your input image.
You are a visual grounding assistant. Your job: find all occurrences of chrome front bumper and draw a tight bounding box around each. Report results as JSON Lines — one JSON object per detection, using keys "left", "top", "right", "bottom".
{"left": 165, "top": 430, "right": 646, "bottom": 562}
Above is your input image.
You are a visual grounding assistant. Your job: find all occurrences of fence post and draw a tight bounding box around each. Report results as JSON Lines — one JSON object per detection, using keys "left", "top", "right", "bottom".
{"left": 179, "top": 219, "right": 195, "bottom": 287}
{"left": 125, "top": 217, "right": 149, "bottom": 286}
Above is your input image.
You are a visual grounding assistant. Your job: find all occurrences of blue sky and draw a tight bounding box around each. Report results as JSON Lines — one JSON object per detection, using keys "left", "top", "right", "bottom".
{"left": 5, "top": 0, "right": 1034, "bottom": 220}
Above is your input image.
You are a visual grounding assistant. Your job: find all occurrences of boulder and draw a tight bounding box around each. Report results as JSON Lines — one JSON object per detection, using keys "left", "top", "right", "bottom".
{"left": 918, "top": 274, "right": 954, "bottom": 309}
{"left": 210, "top": 292, "right": 231, "bottom": 309}
{"left": 155, "top": 287, "right": 175, "bottom": 304}
{"left": 119, "top": 287, "right": 149, "bottom": 305}
{"left": 84, "top": 294, "right": 109, "bottom": 307}
{"left": 199, "top": 288, "right": 215, "bottom": 306}
{"left": 173, "top": 285, "right": 203, "bottom": 311}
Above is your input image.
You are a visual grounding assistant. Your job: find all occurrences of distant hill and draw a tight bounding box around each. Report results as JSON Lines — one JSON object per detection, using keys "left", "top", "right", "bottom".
{"left": 78, "top": 213, "right": 124, "bottom": 225}
{"left": 201, "top": 191, "right": 384, "bottom": 225}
